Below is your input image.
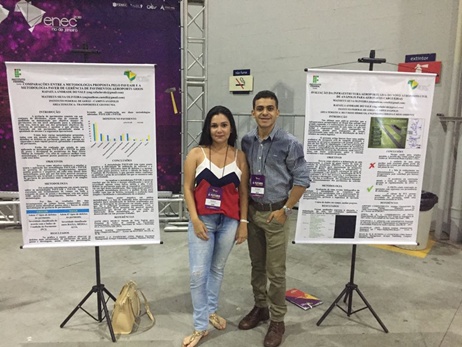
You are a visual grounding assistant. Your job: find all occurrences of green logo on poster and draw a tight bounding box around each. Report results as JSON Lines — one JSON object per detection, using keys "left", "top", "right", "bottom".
{"left": 124, "top": 70, "right": 136, "bottom": 81}
{"left": 312, "top": 75, "right": 319, "bottom": 83}
{"left": 408, "top": 80, "right": 418, "bottom": 89}
{"left": 14, "top": 69, "right": 21, "bottom": 78}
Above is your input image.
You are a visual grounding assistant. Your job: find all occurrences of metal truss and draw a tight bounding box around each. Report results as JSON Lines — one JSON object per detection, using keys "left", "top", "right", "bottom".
{"left": 1, "top": 2, "right": 207, "bottom": 227}
{"left": 0, "top": 192, "right": 21, "bottom": 226}
{"left": 181, "top": 0, "right": 207, "bottom": 158}
{"left": 157, "top": 0, "right": 208, "bottom": 228}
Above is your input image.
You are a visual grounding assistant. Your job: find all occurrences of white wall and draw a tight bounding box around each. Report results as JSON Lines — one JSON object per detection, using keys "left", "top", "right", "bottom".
{"left": 206, "top": 0, "right": 459, "bottom": 195}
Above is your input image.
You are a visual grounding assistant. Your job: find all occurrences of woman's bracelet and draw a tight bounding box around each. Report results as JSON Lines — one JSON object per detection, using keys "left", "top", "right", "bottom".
{"left": 240, "top": 219, "right": 249, "bottom": 223}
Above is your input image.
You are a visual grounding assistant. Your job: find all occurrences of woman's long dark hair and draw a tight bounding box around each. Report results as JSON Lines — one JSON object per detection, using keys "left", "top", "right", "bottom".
{"left": 198, "top": 105, "right": 237, "bottom": 147}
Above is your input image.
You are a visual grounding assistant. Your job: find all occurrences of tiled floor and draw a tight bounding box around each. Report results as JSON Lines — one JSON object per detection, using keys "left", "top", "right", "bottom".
{"left": 1, "top": 218, "right": 461, "bottom": 347}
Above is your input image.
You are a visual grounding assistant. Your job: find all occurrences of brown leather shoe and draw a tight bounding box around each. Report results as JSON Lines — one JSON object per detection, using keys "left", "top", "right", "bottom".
{"left": 264, "top": 321, "right": 285, "bottom": 347}
{"left": 238, "top": 306, "right": 270, "bottom": 330}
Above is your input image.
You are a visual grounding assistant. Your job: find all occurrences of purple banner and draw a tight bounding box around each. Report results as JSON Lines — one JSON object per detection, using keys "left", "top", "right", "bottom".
{"left": 0, "top": 0, "right": 181, "bottom": 192}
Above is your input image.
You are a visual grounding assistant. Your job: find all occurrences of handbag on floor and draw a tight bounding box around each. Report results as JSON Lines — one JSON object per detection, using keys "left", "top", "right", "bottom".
{"left": 111, "top": 280, "right": 155, "bottom": 335}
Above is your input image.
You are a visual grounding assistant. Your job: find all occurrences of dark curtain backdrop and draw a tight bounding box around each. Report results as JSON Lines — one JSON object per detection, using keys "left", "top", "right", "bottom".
{"left": 0, "top": 0, "right": 181, "bottom": 192}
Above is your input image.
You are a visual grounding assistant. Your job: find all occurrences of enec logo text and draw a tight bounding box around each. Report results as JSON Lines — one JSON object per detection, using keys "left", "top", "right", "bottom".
{"left": 43, "top": 16, "right": 79, "bottom": 28}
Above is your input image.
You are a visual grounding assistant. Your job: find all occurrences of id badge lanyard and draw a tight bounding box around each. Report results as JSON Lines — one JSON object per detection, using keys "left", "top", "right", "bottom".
{"left": 250, "top": 134, "right": 274, "bottom": 199}
{"left": 205, "top": 146, "right": 228, "bottom": 210}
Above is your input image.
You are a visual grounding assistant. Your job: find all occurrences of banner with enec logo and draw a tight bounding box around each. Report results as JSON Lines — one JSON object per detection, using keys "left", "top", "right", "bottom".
{"left": 0, "top": 0, "right": 181, "bottom": 192}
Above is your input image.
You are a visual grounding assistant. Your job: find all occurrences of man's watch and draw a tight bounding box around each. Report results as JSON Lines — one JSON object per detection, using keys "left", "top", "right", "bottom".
{"left": 283, "top": 205, "right": 292, "bottom": 216}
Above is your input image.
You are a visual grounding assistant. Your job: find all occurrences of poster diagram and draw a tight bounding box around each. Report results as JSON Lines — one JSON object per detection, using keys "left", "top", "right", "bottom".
{"left": 88, "top": 118, "right": 152, "bottom": 159}
{"left": 368, "top": 117, "right": 409, "bottom": 149}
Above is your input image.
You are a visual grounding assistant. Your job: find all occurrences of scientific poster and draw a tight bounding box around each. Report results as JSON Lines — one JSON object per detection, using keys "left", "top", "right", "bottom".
{"left": 295, "top": 69, "right": 435, "bottom": 244}
{"left": 6, "top": 62, "right": 161, "bottom": 247}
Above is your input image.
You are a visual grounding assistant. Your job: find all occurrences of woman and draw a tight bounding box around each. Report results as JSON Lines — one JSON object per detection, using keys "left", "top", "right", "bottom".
{"left": 182, "top": 105, "right": 249, "bottom": 347}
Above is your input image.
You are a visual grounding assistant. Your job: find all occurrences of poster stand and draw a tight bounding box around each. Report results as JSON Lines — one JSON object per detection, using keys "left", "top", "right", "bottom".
{"left": 59, "top": 45, "right": 118, "bottom": 342}
{"left": 316, "top": 244, "right": 388, "bottom": 332}
{"left": 316, "top": 51, "right": 388, "bottom": 333}
{"left": 70, "top": 43, "right": 101, "bottom": 63}
{"left": 60, "top": 246, "right": 118, "bottom": 342}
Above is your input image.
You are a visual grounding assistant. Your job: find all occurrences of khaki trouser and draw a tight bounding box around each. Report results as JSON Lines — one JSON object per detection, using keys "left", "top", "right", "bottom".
{"left": 247, "top": 205, "right": 290, "bottom": 322}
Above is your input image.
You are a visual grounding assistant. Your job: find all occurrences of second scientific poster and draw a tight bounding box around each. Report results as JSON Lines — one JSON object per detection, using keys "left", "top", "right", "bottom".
{"left": 295, "top": 69, "right": 435, "bottom": 245}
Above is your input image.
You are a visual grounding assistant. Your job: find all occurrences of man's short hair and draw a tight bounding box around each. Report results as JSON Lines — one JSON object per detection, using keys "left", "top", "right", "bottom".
{"left": 252, "top": 90, "right": 278, "bottom": 109}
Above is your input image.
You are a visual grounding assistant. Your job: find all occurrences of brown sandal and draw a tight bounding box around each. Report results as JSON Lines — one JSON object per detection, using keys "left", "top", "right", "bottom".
{"left": 209, "top": 313, "right": 227, "bottom": 330}
{"left": 182, "top": 330, "right": 208, "bottom": 347}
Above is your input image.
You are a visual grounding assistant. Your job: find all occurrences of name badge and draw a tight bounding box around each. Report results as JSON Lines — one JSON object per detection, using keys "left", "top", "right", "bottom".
{"left": 250, "top": 174, "right": 265, "bottom": 198}
{"left": 205, "top": 186, "right": 223, "bottom": 210}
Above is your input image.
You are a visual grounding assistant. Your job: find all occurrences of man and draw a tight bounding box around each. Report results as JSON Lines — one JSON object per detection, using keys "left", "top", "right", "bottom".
{"left": 239, "top": 90, "right": 310, "bottom": 347}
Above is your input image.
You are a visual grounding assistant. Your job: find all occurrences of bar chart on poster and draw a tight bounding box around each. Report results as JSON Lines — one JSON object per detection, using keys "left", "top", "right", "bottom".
{"left": 89, "top": 121, "right": 152, "bottom": 142}
{"left": 88, "top": 118, "right": 152, "bottom": 159}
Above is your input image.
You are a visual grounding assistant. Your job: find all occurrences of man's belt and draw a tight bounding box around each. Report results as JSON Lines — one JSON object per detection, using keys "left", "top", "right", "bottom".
{"left": 250, "top": 199, "right": 286, "bottom": 212}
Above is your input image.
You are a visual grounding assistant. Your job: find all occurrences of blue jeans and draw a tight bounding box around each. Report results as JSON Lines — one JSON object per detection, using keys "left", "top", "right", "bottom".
{"left": 188, "top": 214, "right": 238, "bottom": 331}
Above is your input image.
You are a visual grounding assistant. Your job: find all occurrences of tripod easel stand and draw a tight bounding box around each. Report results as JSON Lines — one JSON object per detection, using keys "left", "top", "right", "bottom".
{"left": 59, "top": 44, "right": 118, "bottom": 342}
{"left": 316, "top": 50, "right": 388, "bottom": 333}
{"left": 60, "top": 246, "right": 118, "bottom": 342}
{"left": 316, "top": 244, "right": 388, "bottom": 332}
